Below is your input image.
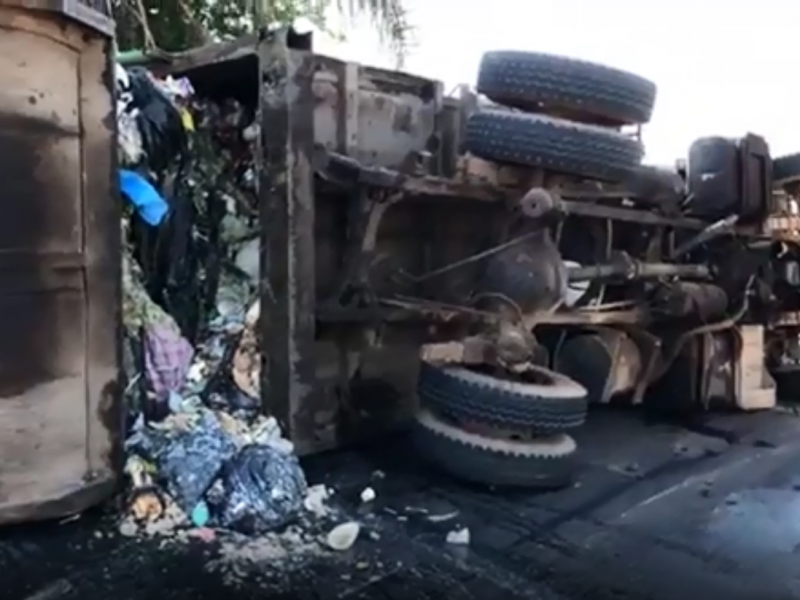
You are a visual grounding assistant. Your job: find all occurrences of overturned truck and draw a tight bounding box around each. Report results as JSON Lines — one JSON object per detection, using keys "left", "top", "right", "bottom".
{"left": 138, "top": 29, "right": 800, "bottom": 486}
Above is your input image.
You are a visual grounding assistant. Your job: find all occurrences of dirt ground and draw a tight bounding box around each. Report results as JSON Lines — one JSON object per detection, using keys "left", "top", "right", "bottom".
{"left": 5, "top": 406, "right": 800, "bottom": 600}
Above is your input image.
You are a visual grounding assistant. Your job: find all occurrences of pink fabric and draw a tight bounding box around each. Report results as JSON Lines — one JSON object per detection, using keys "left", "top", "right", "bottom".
{"left": 143, "top": 323, "right": 193, "bottom": 400}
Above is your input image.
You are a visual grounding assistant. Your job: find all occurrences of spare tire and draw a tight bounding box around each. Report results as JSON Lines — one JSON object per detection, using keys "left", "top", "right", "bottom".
{"left": 477, "top": 51, "right": 657, "bottom": 125}
{"left": 412, "top": 409, "right": 577, "bottom": 489}
{"left": 465, "top": 109, "right": 643, "bottom": 182}
{"left": 418, "top": 361, "right": 588, "bottom": 433}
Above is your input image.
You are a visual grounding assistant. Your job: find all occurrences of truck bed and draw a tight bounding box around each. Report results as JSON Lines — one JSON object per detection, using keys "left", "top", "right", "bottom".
{"left": 4, "top": 407, "right": 800, "bottom": 600}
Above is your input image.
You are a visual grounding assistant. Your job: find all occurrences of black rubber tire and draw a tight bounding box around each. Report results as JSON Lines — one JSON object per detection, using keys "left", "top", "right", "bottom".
{"left": 773, "top": 153, "right": 800, "bottom": 184}
{"left": 418, "top": 361, "right": 588, "bottom": 433}
{"left": 465, "top": 110, "right": 644, "bottom": 182}
{"left": 477, "top": 50, "right": 657, "bottom": 125}
{"left": 412, "top": 409, "right": 577, "bottom": 489}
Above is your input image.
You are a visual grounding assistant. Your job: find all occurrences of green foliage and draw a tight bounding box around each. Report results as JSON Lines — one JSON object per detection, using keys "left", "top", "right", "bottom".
{"left": 113, "top": 0, "right": 412, "bottom": 65}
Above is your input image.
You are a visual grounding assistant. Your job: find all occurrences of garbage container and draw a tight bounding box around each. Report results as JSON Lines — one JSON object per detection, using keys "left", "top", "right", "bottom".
{"left": 0, "top": 1, "right": 120, "bottom": 525}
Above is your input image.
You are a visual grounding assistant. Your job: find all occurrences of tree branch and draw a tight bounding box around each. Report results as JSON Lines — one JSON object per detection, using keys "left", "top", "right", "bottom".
{"left": 176, "top": 0, "right": 213, "bottom": 46}
{"left": 130, "top": 0, "right": 157, "bottom": 50}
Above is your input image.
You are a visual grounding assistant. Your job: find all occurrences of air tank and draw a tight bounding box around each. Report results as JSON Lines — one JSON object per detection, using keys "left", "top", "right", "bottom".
{"left": 686, "top": 136, "right": 740, "bottom": 220}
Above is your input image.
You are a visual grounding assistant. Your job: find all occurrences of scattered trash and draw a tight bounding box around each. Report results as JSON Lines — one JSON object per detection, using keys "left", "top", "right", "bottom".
{"left": 209, "top": 524, "right": 326, "bottom": 586}
{"left": 118, "top": 498, "right": 188, "bottom": 539}
{"left": 129, "top": 410, "right": 237, "bottom": 516}
{"left": 360, "top": 487, "right": 376, "bottom": 503}
{"left": 21, "top": 578, "right": 74, "bottom": 600}
{"left": 57, "top": 513, "right": 81, "bottom": 525}
{"left": 191, "top": 501, "right": 211, "bottom": 527}
{"left": 125, "top": 455, "right": 164, "bottom": 522}
{"left": 427, "top": 511, "right": 459, "bottom": 523}
{"left": 235, "top": 238, "right": 259, "bottom": 285}
{"left": 304, "top": 484, "right": 332, "bottom": 516}
{"left": 112, "top": 60, "right": 342, "bottom": 560}
{"left": 213, "top": 445, "right": 307, "bottom": 534}
{"left": 446, "top": 527, "right": 470, "bottom": 545}
{"left": 326, "top": 522, "right": 361, "bottom": 551}
{"left": 188, "top": 526, "right": 216, "bottom": 543}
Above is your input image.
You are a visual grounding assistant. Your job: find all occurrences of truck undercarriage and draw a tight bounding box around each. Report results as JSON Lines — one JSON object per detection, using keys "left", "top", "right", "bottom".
{"left": 137, "top": 29, "right": 800, "bottom": 479}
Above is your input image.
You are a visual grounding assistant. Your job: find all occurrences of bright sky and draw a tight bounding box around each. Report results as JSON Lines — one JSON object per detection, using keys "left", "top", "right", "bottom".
{"left": 312, "top": 0, "right": 799, "bottom": 165}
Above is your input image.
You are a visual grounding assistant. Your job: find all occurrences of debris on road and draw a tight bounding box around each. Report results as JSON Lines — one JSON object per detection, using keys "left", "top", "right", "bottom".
{"left": 360, "top": 487, "right": 376, "bottom": 503}
{"left": 326, "top": 522, "right": 361, "bottom": 551}
{"left": 446, "top": 527, "right": 470, "bottom": 545}
{"left": 304, "top": 484, "right": 333, "bottom": 516}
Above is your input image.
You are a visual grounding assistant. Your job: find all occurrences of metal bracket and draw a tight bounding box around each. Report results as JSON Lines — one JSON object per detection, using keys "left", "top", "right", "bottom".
{"left": 326, "top": 188, "right": 399, "bottom": 310}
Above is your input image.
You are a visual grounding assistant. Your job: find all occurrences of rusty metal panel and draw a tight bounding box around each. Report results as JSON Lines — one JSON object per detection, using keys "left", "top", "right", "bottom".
{"left": 150, "top": 45, "right": 441, "bottom": 171}
{"left": 0, "top": 0, "right": 115, "bottom": 36}
{"left": 313, "top": 56, "right": 440, "bottom": 169}
{"left": 259, "top": 32, "right": 322, "bottom": 455}
{"left": 80, "top": 33, "right": 121, "bottom": 484}
{"left": 0, "top": 7, "right": 119, "bottom": 525}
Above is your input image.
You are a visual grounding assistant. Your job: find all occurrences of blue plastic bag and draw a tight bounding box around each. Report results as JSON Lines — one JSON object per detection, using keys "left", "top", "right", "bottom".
{"left": 119, "top": 169, "right": 169, "bottom": 226}
{"left": 213, "top": 445, "right": 307, "bottom": 534}
{"left": 130, "top": 411, "right": 237, "bottom": 515}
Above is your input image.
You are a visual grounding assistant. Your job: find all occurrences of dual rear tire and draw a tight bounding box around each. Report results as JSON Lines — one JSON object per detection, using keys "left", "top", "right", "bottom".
{"left": 413, "top": 362, "right": 587, "bottom": 489}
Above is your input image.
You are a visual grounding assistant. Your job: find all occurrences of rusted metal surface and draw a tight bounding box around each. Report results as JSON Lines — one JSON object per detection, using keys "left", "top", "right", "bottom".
{"left": 142, "top": 38, "right": 441, "bottom": 173}
{"left": 652, "top": 282, "right": 728, "bottom": 321}
{"left": 313, "top": 55, "right": 441, "bottom": 169}
{"left": 554, "top": 329, "right": 643, "bottom": 404}
{"left": 258, "top": 31, "right": 324, "bottom": 455}
{"left": 169, "top": 32, "right": 785, "bottom": 455}
{"left": 318, "top": 152, "right": 781, "bottom": 235}
{"left": 0, "top": 0, "right": 114, "bottom": 36}
{"left": 0, "top": 7, "right": 120, "bottom": 524}
{"left": 80, "top": 26, "right": 122, "bottom": 499}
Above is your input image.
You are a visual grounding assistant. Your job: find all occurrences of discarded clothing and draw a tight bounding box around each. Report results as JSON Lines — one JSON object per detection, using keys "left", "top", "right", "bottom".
{"left": 124, "top": 67, "right": 189, "bottom": 173}
{"left": 120, "top": 169, "right": 169, "bottom": 226}
{"left": 143, "top": 322, "right": 194, "bottom": 402}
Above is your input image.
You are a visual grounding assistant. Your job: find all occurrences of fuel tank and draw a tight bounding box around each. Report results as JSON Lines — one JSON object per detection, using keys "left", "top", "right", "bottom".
{"left": 686, "top": 136, "right": 740, "bottom": 220}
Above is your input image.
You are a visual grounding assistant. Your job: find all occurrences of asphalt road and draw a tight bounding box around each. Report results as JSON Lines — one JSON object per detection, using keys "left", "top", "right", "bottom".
{"left": 4, "top": 407, "right": 800, "bottom": 600}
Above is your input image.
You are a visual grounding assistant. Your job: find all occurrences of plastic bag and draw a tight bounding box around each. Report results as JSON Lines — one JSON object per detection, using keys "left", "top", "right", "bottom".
{"left": 135, "top": 411, "right": 237, "bottom": 515}
{"left": 213, "top": 444, "right": 307, "bottom": 534}
{"left": 120, "top": 169, "right": 169, "bottom": 226}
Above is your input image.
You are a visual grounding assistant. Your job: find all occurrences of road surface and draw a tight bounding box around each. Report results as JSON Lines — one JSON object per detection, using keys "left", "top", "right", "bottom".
{"left": 4, "top": 407, "right": 800, "bottom": 600}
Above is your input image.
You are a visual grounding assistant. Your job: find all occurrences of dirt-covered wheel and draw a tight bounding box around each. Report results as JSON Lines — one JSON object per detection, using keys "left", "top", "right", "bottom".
{"left": 465, "top": 110, "right": 644, "bottom": 182}
{"left": 477, "top": 50, "right": 657, "bottom": 126}
{"left": 411, "top": 409, "right": 577, "bottom": 489}
{"left": 418, "top": 361, "right": 588, "bottom": 434}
